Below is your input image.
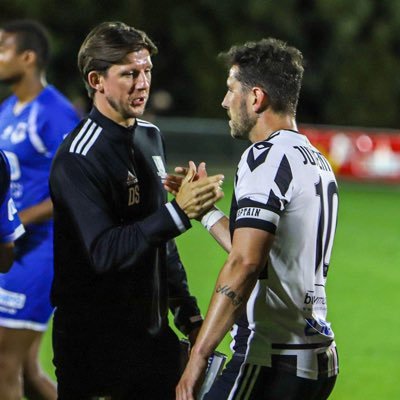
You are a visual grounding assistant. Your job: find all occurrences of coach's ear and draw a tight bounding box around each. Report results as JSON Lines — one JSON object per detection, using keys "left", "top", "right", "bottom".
{"left": 87, "top": 71, "right": 104, "bottom": 93}
{"left": 252, "top": 87, "right": 269, "bottom": 114}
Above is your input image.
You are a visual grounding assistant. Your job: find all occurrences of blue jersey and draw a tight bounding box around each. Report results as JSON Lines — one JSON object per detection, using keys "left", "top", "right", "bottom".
{"left": 0, "top": 85, "right": 80, "bottom": 238}
{"left": 0, "top": 86, "right": 79, "bottom": 330}
{"left": 0, "top": 150, "right": 24, "bottom": 243}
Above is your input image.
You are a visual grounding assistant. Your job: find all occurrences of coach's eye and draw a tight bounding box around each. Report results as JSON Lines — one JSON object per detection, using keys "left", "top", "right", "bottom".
{"left": 124, "top": 71, "right": 139, "bottom": 79}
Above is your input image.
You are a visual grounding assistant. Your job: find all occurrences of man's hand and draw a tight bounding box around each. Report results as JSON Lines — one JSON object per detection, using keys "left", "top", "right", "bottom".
{"left": 164, "top": 161, "right": 208, "bottom": 196}
{"left": 175, "top": 162, "right": 224, "bottom": 219}
{"left": 176, "top": 351, "right": 208, "bottom": 400}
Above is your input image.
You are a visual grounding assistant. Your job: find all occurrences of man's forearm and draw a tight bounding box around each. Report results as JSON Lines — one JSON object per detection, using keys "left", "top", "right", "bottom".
{"left": 190, "top": 256, "right": 259, "bottom": 360}
{"left": 19, "top": 198, "right": 53, "bottom": 225}
{"left": 209, "top": 216, "right": 231, "bottom": 253}
{"left": 200, "top": 208, "right": 231, "bottom": 253}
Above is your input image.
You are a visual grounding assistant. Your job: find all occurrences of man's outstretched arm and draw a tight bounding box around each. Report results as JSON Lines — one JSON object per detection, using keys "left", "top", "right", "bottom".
{"left": 176, "top": 226, "right": 275, "bottom": 400}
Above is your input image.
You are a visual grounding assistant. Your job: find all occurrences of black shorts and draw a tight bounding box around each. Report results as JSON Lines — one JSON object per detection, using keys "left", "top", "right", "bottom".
{"left": 52, "top": 309, "right": 181, "bottom": 400}
{"left": 204, "top": 355, "right": 337, "bottom": 400}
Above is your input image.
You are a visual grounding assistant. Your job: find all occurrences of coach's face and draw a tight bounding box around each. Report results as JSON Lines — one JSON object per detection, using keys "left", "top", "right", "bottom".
{"left": 221, "top": 65, "right": 256, "bottom": 141}
{"left": 90, "top": 49, "right": 152, "bottom": 127}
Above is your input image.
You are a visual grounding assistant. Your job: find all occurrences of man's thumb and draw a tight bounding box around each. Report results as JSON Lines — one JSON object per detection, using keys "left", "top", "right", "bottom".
{"left": 182, "top": 160, "right": 196, "bottom": 183}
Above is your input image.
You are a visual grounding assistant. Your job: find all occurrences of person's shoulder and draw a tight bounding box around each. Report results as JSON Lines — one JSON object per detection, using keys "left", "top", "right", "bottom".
{"left": 62, "top": 116, "right": 107, "bottom": 160}
{"left": 255, "top": 129, "right": 303, "bottom": 157}
{"left": 0, "top": 94, "right": 17, "bottom": 112}
{"left": 51, "top": 123, "right": 95, "bottom": 172}
{"left": 136, "top": 118, "right": 160, "bottom": 132}
{"left": 37, "top": 86, "right": 78, "bottom": 114}
{"left": 239, "top": 131, "right": 293, "bottom": 172}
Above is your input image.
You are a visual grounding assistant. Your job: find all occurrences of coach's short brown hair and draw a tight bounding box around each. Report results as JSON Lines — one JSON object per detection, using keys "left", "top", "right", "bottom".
{"left": 78, "top": 21, "right": 158, "bottom": 98}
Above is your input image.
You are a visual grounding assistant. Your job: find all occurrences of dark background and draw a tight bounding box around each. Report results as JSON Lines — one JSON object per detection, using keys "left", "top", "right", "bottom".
{"left": 1, "top": 0, "right": 400, "bottom": 128}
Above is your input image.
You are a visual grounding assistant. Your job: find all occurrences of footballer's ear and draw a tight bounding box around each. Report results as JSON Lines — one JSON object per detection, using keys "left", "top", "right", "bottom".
{"left": 87, "top": 71, "right": 104, "bottom": 93}
{"left": 251, "top": 87, "right": 269, "bottom": 113}
{"left": 21, "top": 50, "right": 36, "bottom": 67}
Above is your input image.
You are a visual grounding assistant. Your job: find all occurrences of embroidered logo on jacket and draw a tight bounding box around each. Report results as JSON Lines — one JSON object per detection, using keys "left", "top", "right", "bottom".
{"left": 152, "top": 156, "right": 167, "bottom": 181}
{"left": 126, "top": 171, "right": 139, "bottom": 205}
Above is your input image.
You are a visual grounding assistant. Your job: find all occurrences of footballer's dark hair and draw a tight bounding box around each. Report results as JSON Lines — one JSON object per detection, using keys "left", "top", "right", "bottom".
{"left": 219, "top": 38, "right": 304, "bottom": 116}
{"left": 78, "top": 21, "right": 158, "bottom": 98}
{"left": 2, "top": 19, "right": 50, "bottom": 71}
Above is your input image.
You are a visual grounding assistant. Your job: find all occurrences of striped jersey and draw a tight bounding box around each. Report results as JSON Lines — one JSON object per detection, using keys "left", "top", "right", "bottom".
{"left": 230, "top": 129, "right": 339, "bottom": 380}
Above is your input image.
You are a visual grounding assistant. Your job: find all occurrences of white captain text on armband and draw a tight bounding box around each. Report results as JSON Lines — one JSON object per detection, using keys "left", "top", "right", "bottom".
{"left": 236, "top": 207, "right": 280, "bottom": 226}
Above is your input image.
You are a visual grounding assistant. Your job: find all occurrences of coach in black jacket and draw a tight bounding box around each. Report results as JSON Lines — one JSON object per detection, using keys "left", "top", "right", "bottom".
{"left": 49, "top": 22, "right": 223, "bottom": 400}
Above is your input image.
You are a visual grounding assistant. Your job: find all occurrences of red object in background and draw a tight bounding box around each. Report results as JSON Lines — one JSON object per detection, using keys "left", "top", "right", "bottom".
{"left": 300, "top": 125, "right": 400, "bottom": 183}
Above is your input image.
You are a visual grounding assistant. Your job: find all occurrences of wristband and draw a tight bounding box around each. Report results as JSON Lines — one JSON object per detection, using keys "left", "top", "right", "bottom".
{"left": 201, "top": 207, "right": 225, "bottom": 231}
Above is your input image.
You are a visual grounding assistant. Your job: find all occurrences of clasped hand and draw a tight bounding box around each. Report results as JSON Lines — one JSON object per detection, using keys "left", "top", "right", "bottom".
{"left": 166, "top": 161, "right": 224, "bottom": 219}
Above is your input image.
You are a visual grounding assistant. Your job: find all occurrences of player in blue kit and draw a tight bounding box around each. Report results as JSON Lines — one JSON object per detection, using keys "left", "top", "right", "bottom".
{"left": 0, "top": 150, "right": 25, "bottom": 272}
{"left": 0, "top": 20, "right": 79, "bottom": 400}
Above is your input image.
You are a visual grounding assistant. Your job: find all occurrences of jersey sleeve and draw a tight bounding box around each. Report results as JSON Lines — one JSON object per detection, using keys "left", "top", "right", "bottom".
{"left": 50, "top": 153, "right": 191, "bottom": 274}
{"left": 234, "top": 142, "right": 294, "bottom": 234}
{"left": 29, "top": 102, "right": 79, "bottom": 158}
{"left": 166, "top": 239, "right": 203, "bottom": 335}
{"left": 0, "top": 154, "right": 25, "bottom": 243}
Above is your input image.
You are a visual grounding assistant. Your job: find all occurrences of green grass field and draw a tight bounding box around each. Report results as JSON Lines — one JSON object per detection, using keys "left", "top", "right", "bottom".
{"left": 39, "top": 180, "right": 400, "bottom": 399}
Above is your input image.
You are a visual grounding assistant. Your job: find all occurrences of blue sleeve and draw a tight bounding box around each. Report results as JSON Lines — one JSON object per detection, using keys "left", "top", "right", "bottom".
{"left": 35, "top": 102, "right": 80, "bottom": 157}
{"left": 0, "top": 153, "right": 25, "bottom": 243}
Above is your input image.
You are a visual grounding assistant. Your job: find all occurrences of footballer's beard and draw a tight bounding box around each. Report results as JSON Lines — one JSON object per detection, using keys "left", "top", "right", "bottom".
{"left": 0, "top": 72, "right": 24, "bottom": 86}
{"left": 230, "top": 100, "right": 257, "bottom": 141}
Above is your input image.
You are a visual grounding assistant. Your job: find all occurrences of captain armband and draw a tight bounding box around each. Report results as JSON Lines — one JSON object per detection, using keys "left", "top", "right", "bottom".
{"left": 200, "top": 207, "right": 225, "bottom": 231}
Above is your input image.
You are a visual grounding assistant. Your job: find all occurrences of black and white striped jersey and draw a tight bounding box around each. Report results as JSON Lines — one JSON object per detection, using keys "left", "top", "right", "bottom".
{"left": 50, "top": 107, "right": 201, "bottom": 336}
{"left": 230, "top": 129, "right": 339, "bottom": 380}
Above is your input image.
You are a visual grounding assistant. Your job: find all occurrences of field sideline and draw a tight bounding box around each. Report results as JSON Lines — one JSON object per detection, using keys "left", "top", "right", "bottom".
{"left": 39, "top": 180, "right": 400, "bottom": 399}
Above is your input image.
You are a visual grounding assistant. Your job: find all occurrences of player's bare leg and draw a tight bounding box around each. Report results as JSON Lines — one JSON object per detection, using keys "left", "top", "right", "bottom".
{"left": 0, "top": 327, "right": 37, "bottom": 400}
{"left": 23, "top": 332, "right": 56, "bottom": 400}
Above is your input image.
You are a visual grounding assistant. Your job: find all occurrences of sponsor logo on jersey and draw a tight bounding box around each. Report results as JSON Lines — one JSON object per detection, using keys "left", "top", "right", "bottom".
{"left": 0, "top": 123, "right": 27, "bottom": 144}
{"left": 303, "top": 291, "right": 326, "bottom": 305}
{"left": 0, "top": 287, "right": 26, "bottom": 312}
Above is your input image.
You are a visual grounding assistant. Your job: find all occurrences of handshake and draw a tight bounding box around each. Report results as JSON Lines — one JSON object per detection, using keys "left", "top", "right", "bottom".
{"left": 164, "top": 161, "right": 224, "bottom": 220}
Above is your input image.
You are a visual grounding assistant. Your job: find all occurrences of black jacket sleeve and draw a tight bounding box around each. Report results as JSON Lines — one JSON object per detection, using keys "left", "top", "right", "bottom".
{"left": 167, "top": 239, "right": 203, "bottom": 335}
{"left": 50, "top": 152, "right": 191, "bottom": 273}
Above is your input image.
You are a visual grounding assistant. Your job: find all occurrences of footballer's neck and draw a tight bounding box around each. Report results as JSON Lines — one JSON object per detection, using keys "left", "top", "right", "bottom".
{"left": 12, "top": 72, "right": 46, "bottom": 105}
{"left": 250, "top": 112, "right": 297, "bottom": 143}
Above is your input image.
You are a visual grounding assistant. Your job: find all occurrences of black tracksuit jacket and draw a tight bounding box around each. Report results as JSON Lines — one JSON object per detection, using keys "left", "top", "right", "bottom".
{"left": 50, "top": 107, "right": 201, "bottom": 336}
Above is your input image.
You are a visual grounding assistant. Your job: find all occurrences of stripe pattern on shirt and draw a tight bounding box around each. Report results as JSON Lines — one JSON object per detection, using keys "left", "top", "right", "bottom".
{"left": 69, "top": 119, "right": 102, "bottom": 156}
{"left": 137, "top": 118, "right": 160, "bottom": 131}
{"left": 28, "top": 102, "right": 49, "bottom": 156}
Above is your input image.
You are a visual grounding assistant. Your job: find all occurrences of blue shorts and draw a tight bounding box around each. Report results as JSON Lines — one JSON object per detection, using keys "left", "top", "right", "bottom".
{"left": 0, "top": 233, "right": 54, "bottom": 331}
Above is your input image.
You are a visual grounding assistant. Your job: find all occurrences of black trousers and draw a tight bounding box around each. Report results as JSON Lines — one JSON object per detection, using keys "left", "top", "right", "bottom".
{"left": 52, "top": 309, "right": 181, "bottom": 400}
{"left": 204, "top": 355, "right": 337, "bottom": 400}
